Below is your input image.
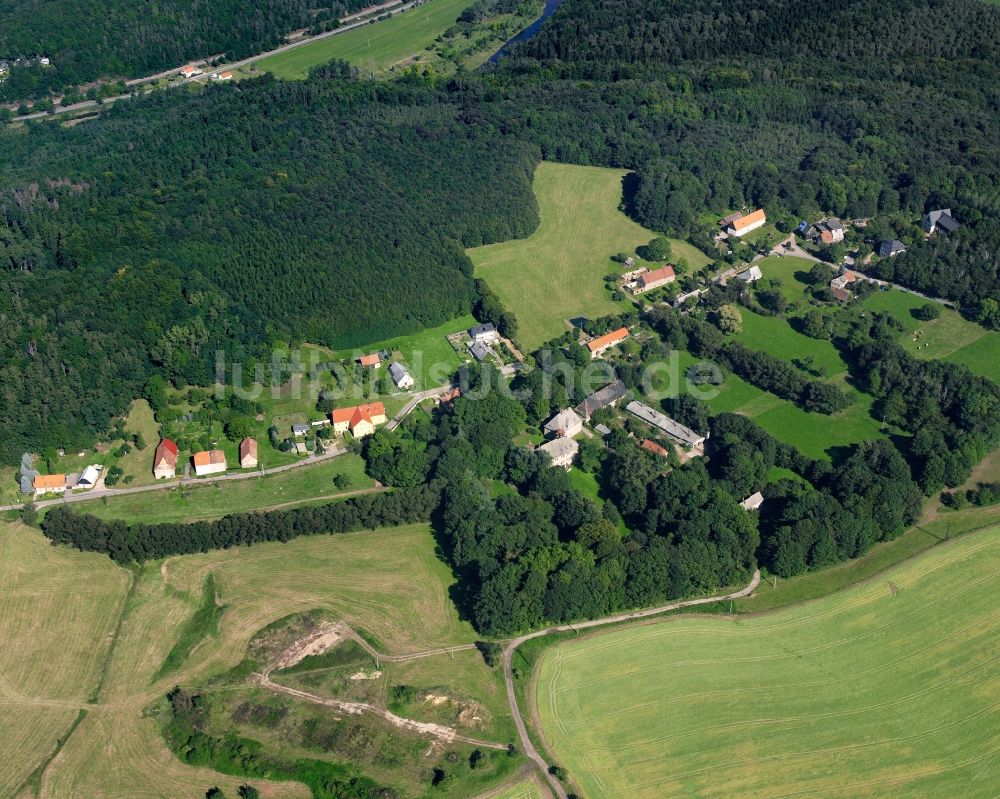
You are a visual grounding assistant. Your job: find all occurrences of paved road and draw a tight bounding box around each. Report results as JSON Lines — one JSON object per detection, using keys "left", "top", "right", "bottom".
{"left": 10, "top": 0, "right": 419, "bottom": 122}
{"left": 385, "top": 382, "right": 456, "bottom": 431}
{"left": 502, "top": 569, "right": 762, "bottom": 798}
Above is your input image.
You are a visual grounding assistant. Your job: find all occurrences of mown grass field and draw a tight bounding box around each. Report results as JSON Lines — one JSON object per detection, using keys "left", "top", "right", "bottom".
{"left": 536, "top": 524, "right": 1000, "bottom": 799}
{"left": 64, "top": 453, "right": 374, "bottom": 524}
{"left": 1, "top": 521, "right": 508, "bottom": 797}
{"left": 469, "top": 162, "right": 706, "bottom": 351}
{"left": 861, "top": 289, "right": 1000, "bottom": 383}
{"left": 255, "top": 0, "right": 471, "bottom": 79}
{"left": 486, "top": 779, "right": 548, "bottom": 799}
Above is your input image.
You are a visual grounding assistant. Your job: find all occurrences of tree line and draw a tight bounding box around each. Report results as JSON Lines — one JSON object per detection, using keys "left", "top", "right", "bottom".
{"left": 40, "top": 485, "right": 439, "bottom": 563}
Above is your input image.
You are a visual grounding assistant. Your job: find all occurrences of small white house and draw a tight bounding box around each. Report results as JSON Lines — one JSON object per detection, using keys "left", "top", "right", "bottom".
{"left": 736, "top": 265, "right": 763, "bottom": 284}
{"left": 389, "top": 362, "right": 415, "bottom": 390}
{"left": 75, "top": 464, "right": 102, "bottom": 489}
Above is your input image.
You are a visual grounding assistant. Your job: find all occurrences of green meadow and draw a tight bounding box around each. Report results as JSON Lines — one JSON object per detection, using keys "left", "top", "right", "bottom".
{"left": 469, "top": 162, "right": 709, "bottom": 350}
{"left": 255, "top": 0, "right": 472, "bottom": 79}
{"left": 536, "top": 525, "right": 1000, "bottom": 799}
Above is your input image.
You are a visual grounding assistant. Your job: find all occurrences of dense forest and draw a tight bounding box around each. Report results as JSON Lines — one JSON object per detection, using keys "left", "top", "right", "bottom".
{"left": 0, "top": 0, "right": 372, "bottom": 100}
{"left": 3, "top": 0, "right": 1000, "bottom": 462}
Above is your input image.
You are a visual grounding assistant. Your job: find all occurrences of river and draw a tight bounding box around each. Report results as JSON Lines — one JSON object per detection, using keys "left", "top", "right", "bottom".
{"left": 487, "top": 0, "right": 565, "bottom": 64}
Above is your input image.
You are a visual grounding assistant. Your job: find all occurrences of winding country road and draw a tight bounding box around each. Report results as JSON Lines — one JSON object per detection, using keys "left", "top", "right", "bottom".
{"left": 503, "top": 569, "right": 762, "bottom": 799}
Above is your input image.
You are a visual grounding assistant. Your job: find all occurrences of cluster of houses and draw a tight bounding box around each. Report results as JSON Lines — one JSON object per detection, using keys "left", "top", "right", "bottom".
{"left": 0, "top": 56, "right": 51, "bottom": 80}
{"left": 30, "top": 464, "right": 103, "bottom": 498}
{"left": 534, "top": 380, "right": 631, "bottom": 470}
{"left": 797, "top": 218, "right": 845, "bottom": 244}
{"left": 151, "top": 436, "right": 259, "bottom": 479}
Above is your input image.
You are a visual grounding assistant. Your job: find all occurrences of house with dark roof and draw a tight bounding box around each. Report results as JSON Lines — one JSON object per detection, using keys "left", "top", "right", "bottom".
{"left": 878, "top": 239, "right": 907, "bottom": 258}
{"left": 575, "top": 380, "right": 628, "bottom": 419}
{"left": 469, "top": 322, "right": 499, "bottom": 344}
{"left": 389, "top": 362, "right": 415, "bottom": 389}
{"left": 626, "top": 401, "right": 706, "bottom": 448}
{"left": 468, "top": 340, "right": 492, "bottom": 362}
{"left": 923, "top": 209, "right": 959, "bottom": 235}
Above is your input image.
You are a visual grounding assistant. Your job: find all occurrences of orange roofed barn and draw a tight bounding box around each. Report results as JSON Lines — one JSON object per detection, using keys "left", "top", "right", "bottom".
{"left": 358, "top": 353, "right": 381, "bottom": 368}
{"left": 724, "top": 208, "right": 767, "bottom": 237}
{"left": 192, "top": 449, "right": 227, "bottom": 477}
{"left": 33, "top": 473, "right": 67, "bottom": 496}
{"left": 239, "top": 438, "right": 258, "bottom": 469}
{"left": 587, "top": 327, "right": 629, "bottom": 359}
{"left": 331, "top": 402, "right": 387, "bottom": 438}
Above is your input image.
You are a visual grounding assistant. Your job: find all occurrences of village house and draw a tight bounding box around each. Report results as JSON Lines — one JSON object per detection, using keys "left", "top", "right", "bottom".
{"left": 468, "top": 340, "right": 492, "bottom": 362}
{"left": 153, "top": 438, "right": 179, "bottom": 479}
{"left": 358, "top": 352, "right": 381, "bottom": 369}
{"left": 626, "top": 401, "right": 706, "bottom": 448}
{"left": 815, "top": 218, "right": 845, "bottom": 244}
{"left": 389, "top": 362, "right": 415, "bottom": 390}
{"left": 735, "top": 265, "right": 763, "bottom": 284}
{"left": 192, "top": 449, "right": 227, "bottom": 477}
{"left": 291, "top": 423, "right": 310, "bottom": 437}
{"left": 923, "top": 209, "right": 960, "bottom": 235}
{"left": 829, "top": 269, "right": 857, "bottom": 302}
{"left": 538, "top": 437, "right": 579, "bottom": 469}
{"left": 722, "top": 208, "right": 767, "bottom": 237}
{"left": 180, "top": 64, "right": 202, "bottom": 78}
{"left": 740, "top": 491, "right": 765, "bottom": 511}
{"left": 33, "top": 474, "right": 67, "bottom": 497}
{"left": 575, "top": 379, "right": 628, "bottom": 419}
{"left": 239, "top": 438, "right": 258, "bottom": 469}
{"left": 75, "top": 464, "right": 102, "bottom": 489}
{"left": 878, "top": 239, "right": 907, "bottom": 258}
{"left": 641, "top": 439, "right": 669, "bottom": 458}
{"left": 587, "top": 327, "right": 629, "bottom": 359}
{"left": 544, "top": 408, "right": 584, "bottom": 439}
{"left": 209, "top": 71, "right": 233, "bottom": 81}
{"left": 630, "top": 265, "right": 676, "bottom": 294}
{"left": 469, "top": 322, "right": 499, "bottom": 345}
{"left": 331, "top": 402, "right": 387, "bottom": 438}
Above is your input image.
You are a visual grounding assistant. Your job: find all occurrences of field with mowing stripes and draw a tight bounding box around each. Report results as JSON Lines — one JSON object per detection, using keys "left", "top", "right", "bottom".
{"left": 535, "top": 525, "right": 1000, "bottom": 798}
{"left": 0, "top": 521, "right": 503, "bottom": 798}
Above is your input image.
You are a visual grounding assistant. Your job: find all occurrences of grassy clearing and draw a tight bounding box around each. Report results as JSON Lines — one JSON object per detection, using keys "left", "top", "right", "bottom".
{"left": 255, "top": 0, "right": 471, "bottom": 79}
{"left": 536, "top": 525, "right": 1000, "bottom": 799}
{"left": 755, "top": 254, "right": 816, "bottom": 302}
{"left": 331, "top": 313, "right": 477, "bottom": 388}
{"left": 469, "top": 162, "right": 677, "bottom": 350}
{"left": 861, "top": 289, "right": 1000, "bottom": 383}
{"left": 64, "top": 454, "right": 374, "bottom": 524}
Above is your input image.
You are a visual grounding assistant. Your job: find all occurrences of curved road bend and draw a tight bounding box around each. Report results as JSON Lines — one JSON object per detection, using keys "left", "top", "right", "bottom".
{"left": 503, "top": 569, "right": 762, "bottom": 799}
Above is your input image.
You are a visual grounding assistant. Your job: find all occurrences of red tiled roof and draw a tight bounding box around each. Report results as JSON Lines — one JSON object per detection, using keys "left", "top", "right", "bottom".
{"left": 154, "top": 438, "right": 178, "bottom": 466}
{"left": 193, "top": 449, "right": 226, "bottom": 466}
{"left": 239, "top": 438, "right": 258, "bottom": 459}
{"left": 640, "top": 265, "right": 675, "bottom": 287}
{"left": 587, "top": 327, "right": 629, "bottom": 354}
{"left": 641, "top": 439, "right": 669, "bottom": 457}
{"left": 331, "top": 402, "right": 386, "bottom": 425}
{"left": 358, "top": 353, "right": 381, "bottom": 367}
{"left": 34, "top": 474, "right": 66, "bottom": 489}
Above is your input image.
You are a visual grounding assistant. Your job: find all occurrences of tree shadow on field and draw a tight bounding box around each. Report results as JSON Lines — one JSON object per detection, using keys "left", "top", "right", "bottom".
{"left": 428, "top": 503, "right": 479, "bottom": 625}
{"left": 621, "top": 172, "right": 642, "bottom": 222}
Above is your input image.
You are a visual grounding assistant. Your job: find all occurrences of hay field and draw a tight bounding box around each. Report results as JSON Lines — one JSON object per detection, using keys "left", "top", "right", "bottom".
{"left": 469, "top": 162, "right": 701, "bottom": 350}
{"left": 1, "top": 521, "right": 487, "bottom": 798}
{"left": 535, "top": 525, "right": 1000, "bottom": 798}
{"left": 255, "top": 0, "right": 470, "bottom": 79}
